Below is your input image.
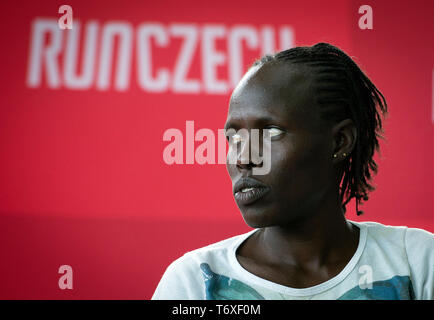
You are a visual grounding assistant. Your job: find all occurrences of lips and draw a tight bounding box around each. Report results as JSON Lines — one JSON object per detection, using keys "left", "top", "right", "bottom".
{"left": 233, "top": 177, "right": 270, "bottom": 205}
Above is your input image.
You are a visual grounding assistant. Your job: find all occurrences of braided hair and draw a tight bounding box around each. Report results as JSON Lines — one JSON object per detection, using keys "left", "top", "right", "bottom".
{"left": 251, "top": 42, "right": 388, "bottom": 216}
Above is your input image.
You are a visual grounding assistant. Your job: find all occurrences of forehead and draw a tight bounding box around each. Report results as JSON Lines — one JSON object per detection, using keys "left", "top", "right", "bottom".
{"left": 227, "top": 62, "right": 324, "bottom": 132}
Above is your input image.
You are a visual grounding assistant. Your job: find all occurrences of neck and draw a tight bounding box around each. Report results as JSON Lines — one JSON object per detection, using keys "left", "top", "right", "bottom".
{"left": 259, "top": 203, "right": 358, "bottom": 269}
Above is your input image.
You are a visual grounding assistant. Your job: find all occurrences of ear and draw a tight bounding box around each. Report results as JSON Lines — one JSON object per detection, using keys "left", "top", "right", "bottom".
{"left": 331, "top": 119, "right": 357, "bottom": 162}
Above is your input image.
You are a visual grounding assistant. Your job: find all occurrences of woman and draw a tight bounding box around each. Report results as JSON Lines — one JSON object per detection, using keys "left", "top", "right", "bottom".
{"left": 152, "top": 43, "right": 434, "bottom": 300}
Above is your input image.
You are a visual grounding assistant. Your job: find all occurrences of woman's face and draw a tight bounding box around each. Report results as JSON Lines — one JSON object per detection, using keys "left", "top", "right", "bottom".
{"left": 225, "top": 62, "right": 338, "bottom": 228}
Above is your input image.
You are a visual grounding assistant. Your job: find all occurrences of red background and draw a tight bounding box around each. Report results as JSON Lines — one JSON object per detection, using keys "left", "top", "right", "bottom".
{"left": 0, "top": 0, "right": 433, "bottom": 299}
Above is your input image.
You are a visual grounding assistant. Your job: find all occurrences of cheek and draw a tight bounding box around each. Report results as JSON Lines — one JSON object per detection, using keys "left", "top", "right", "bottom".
{"left": 270, "top": 140, "right": 329, "bottom": 194}
{"left": 270, "top": 154, "right": 300, "bottom": 195}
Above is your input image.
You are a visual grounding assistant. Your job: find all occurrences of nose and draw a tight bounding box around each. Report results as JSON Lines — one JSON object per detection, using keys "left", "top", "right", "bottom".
{"left": 236, "top": 147, "right": 253, "bottom": 170}
{"left": 235, "top": 132, "right": 263, "bottom": 170}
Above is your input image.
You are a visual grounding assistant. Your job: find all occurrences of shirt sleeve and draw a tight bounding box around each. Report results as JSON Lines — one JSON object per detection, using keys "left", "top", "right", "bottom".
{"left": 404, "top": 227, "right": 434, "bottom": 300}
{"left": 151, "top": 254, "right": 205, "bottom": 300}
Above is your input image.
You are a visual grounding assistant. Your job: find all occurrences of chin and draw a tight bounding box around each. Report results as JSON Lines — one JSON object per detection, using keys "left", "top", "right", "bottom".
{"left": 239, "top": 208, "right": 276, "bottom": 229}
{"left": 240, "top": 205, "right": 304, "bottom": 229}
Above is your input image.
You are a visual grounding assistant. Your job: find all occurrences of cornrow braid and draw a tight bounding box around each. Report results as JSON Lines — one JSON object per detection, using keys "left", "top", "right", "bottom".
{"left": 251, "top": 43, "right": 388, "bottom": 216}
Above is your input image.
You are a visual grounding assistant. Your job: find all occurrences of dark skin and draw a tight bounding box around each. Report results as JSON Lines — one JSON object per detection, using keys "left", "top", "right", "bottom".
{"left": 224, "top": 61, "right": 360, "bottom": 288}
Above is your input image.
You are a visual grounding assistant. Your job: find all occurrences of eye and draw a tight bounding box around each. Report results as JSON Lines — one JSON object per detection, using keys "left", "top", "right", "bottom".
{"left": 228, "top": 133, "right": 244, "bottom": 144}
{"left": 266, "top": 127, "right": 284, "bottom": 138}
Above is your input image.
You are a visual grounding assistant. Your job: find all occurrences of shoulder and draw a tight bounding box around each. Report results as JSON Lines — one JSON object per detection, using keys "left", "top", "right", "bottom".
{"left": 152, "top": 230, "right": 256, "bottom": 299}
{"left": 353, "top": 220, "right": 433, "bottom": 248}
{"left": 165, "top": 232, "right": 248, "bottom": 274}
{"left": 402, "top": 226, "right": 434, "bottom": 270}
{"left": 404, "top": 227, "right": 434, "bottom": 299}
{"left": 179, "top": 229, "right": 256, "bottom": 265}
{"left": 353, "top": 220, "right": 407, "bottom": 238}
{"left": 352, "top": 220, "right": 434, "bottom": 252}
{"left": 403, "top": 226, "right": 434, "bottom": 249}
{"left": 352, "top": 220, "right": 434, "bottom": 299}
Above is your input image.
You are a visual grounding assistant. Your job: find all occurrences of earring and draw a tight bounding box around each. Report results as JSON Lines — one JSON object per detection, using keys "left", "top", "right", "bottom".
{"left": 333, "top": 153, "right": 348, "bottom": 159}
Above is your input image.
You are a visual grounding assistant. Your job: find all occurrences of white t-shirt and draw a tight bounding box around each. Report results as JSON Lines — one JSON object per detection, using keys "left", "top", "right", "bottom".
{"left": 152, "top": 221, "right": 434, "bottom": 300}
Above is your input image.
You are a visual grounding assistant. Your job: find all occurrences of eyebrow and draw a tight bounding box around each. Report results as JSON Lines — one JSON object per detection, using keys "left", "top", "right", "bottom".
{"left": 224, "top": 115, "right": 279, "bottom": 131}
